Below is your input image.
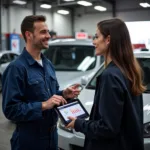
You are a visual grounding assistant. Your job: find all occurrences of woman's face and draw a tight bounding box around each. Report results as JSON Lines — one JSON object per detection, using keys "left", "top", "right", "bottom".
{"left": 93, "top": 27, "right": 109, "bottom": 56}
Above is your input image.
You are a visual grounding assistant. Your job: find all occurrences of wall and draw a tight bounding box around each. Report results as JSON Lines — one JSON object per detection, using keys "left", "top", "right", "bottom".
{"left": 53, "top": 12, "right": 72, "bottom": 36}
{"left": 74, "top": 7, "right": 112, "bottom": 35}
{"left": 1, "top": 4, "right": 72, "bottom": 50}
{"left": 1, "top": 0, "right": 150, "bottom": 36}
{"left": 1, "top": 5, "right": 72, "bottom": 36}
{"left": 1, "top": 7, "right": 8, "bottom": 33}
{"left": 74, "top": 0, "right": 150, "bottom": 35}
{"left": 116, "top": 0, "right": 150, "bottom": 21}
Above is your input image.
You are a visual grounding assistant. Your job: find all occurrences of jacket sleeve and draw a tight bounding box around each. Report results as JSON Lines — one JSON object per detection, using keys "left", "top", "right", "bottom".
{"left": 2, "top": 64, "right": 43, "bottom": 122}
{"left": 74, "top": 72, "right": 125, "bottom": 139}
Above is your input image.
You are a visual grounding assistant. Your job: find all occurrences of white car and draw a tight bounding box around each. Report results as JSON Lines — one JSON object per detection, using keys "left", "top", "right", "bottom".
{"left": 43, "top": 39, "right": 104, "bottom": 89}
{"left": 0, "top": 51, "right": 19, "bottom": 91}
{"left": 58, "top": 50, "right": 150, "bottom": 150}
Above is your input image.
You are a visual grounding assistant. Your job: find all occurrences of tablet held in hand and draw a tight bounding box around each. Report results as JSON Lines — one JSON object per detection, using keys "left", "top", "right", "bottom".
{"left": 54, "top": 99, "right": 89, "bottom": 125}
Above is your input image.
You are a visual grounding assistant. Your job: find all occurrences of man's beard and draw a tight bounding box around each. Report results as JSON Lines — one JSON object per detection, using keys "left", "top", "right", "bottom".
{"left": 33, "top": 35, "right": 48, "bottom": 49}
{"left": 33, "top": 41, "right": 48, "bottom": 50}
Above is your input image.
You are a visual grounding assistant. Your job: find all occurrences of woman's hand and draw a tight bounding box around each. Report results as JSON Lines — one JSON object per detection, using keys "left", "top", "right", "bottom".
{"left": 66, "top": 116, "right": 77, "bottom": 128}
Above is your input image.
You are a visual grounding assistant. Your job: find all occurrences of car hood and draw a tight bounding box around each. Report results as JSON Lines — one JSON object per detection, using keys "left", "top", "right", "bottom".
{"left": 78, "top": 89, "right": 150, "bottom": 124}
{"left": 55, "top": 70, "right": 95, "bottom": 89}
{"left": 77, "top": 88, "right": 95, "bottom": 114}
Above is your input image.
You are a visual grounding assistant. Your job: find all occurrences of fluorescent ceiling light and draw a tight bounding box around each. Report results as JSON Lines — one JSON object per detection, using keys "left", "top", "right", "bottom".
{"left": 13, "top": 0, "right": 26, "bottom": 5}
{"left": 77, "top": 1, "right": 92, "bottom": 6}
{"left": 57, "top": 10, "right": 70, "bottom": 15}
{"left": 94, "top": 6, "right": 107, "bottom": 11}
{"left": 63, "top": 0, "right": 75, "bottom": 1}
{"left": 139, "top": 2, "right": 150, "bottom": 8}
{"left": 40, "top": 4, "right": 52, "bottom": 9}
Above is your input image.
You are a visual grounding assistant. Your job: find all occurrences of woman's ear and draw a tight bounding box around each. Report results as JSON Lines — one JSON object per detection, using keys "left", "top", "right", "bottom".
{"left": 106, "top": 35, "right": 110, "bottom": 45}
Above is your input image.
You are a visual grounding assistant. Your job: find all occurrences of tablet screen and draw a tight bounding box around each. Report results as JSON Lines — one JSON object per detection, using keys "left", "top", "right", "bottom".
{"left": 57, "top": 101, "right": 88, "bottom": 122}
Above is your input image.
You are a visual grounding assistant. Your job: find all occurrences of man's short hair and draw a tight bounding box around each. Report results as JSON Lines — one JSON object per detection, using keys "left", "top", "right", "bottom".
{"left": 21, "top": 15, "right": 46, "bottom": 42}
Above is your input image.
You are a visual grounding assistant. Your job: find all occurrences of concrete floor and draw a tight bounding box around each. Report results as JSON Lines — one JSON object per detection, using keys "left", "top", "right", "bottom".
{"left": 0, "top": 94, "right": 15, "bottom": 150}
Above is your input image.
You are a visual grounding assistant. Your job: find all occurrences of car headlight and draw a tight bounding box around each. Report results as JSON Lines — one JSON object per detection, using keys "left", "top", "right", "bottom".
{"left": 58, "top": 119, "right": 73, "bottom": 133}
{"left": 144, "top": 122, "right": 150, "bottom": 138}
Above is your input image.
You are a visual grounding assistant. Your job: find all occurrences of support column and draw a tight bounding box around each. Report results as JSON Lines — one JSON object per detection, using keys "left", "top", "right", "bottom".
{"left": 112, "top": 0, "right": 116, "bottom": 17}
{"left": 32, "top": 0, "right": 36, "bottom": 15}
{"left": 71, "top": 8, "right": 75, "bottom": 37}
{"left": 0, "top": 0, "right": 2, "bottom": 50}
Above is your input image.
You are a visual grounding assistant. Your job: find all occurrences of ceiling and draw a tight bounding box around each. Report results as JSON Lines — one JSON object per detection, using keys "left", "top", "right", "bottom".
{"left": 2, "top": 0, "right": 150, "bottom": 12}
{"left": 2, "top": 0, "right": 115, "bottom": 9}
{"left": 28, "top": 0, "right": 115, "bottom": 5}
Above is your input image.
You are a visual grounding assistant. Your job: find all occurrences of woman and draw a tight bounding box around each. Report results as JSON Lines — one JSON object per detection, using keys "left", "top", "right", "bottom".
{"left": 66, "top": 18, "right": 146, "bottom": 150}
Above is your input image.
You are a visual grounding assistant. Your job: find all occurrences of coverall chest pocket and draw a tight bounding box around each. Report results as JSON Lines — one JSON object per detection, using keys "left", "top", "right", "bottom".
{"left": 27, "top": 78, "right": 46, "bottom": 98}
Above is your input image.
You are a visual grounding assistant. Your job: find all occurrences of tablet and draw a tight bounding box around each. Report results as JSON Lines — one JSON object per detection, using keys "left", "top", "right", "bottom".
{"left": 55, "top": 99, "right": 89, "bottom": 125}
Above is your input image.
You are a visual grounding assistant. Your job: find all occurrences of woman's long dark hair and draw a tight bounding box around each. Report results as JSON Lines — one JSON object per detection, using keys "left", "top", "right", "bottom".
{"left": 97, "top": 18, "right": 146, "bottom": 96}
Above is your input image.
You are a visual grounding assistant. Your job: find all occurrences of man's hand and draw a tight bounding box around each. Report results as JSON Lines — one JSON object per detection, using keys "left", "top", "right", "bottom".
{"left": 63, "top": 84, "right": 82, "bottom": 99}
{"left": 42, "top": 95, "right": 67, "bottom": 111}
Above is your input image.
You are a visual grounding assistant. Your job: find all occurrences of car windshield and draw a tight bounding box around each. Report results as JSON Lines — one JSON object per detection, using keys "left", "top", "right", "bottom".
{"left": 87, "top": 58, "right": 150, "bottom": 93}
{"left": 43, "top": 45, "right": 96, "bottom": 71}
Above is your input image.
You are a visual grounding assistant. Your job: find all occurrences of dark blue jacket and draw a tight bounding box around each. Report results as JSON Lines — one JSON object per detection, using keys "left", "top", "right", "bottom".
{"left": 2, "top": 48, "right": 62, "bottom": 150}
{"left": 75, "top": 62, "right": 144, "bottom": 150}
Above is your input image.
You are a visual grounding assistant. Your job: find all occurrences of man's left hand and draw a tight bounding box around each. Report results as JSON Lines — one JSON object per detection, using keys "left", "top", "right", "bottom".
{"left": 63, "top": 84, "right": 81, "bottom": 99}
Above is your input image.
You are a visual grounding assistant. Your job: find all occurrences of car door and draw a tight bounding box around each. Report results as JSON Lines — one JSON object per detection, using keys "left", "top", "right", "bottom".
{"left": 8, "top": 53, "right": 18, "bottom": 61}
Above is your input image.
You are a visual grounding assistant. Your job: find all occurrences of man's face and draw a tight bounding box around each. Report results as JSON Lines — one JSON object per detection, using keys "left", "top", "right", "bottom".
{"left": 30, "top": 21, "right": 51, "bottom": 50}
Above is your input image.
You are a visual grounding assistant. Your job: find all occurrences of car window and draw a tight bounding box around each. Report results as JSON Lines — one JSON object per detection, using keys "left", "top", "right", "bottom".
{"left": 138, "top": 58, "right": 150, "bottom": 92}
{"left": 9, "top": 53, "right": 18, "bottom": 61}
{"left": 0, "top": 54, "right": 10, "bottom": 64}
{"left": 100, "top": 56, "right": 104, "bottom": 65}
{"left": 86, "top": 58, "right": 150, "bottom": 93}
{"left": 86, "top": 64, "right": 104, "bottom": 89}
{"left": 43, "top": 45, "right": 96, "bottom": 71}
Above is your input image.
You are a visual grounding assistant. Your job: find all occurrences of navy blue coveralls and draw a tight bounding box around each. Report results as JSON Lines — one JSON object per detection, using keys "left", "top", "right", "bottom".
{"left": 74, "top": 61, "right": 144, "bottom": 150}
{"left": 2, "top": 48, "right": 63, "bottom": 150}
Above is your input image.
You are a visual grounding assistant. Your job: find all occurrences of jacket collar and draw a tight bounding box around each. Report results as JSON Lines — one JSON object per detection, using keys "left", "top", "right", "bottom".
{"left": 22, "top": 47, "right": 48, "bottom": 65}
{"left": 105, "top": 61, "right": 115, "bottom": 69}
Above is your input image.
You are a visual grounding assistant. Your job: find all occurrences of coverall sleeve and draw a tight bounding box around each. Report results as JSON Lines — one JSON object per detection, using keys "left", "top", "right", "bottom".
{"left": 2, "top": 64, "right": 43, "bottom": 122}
{"left": 74, "top": 72, "right": 125, "bottom": 139}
